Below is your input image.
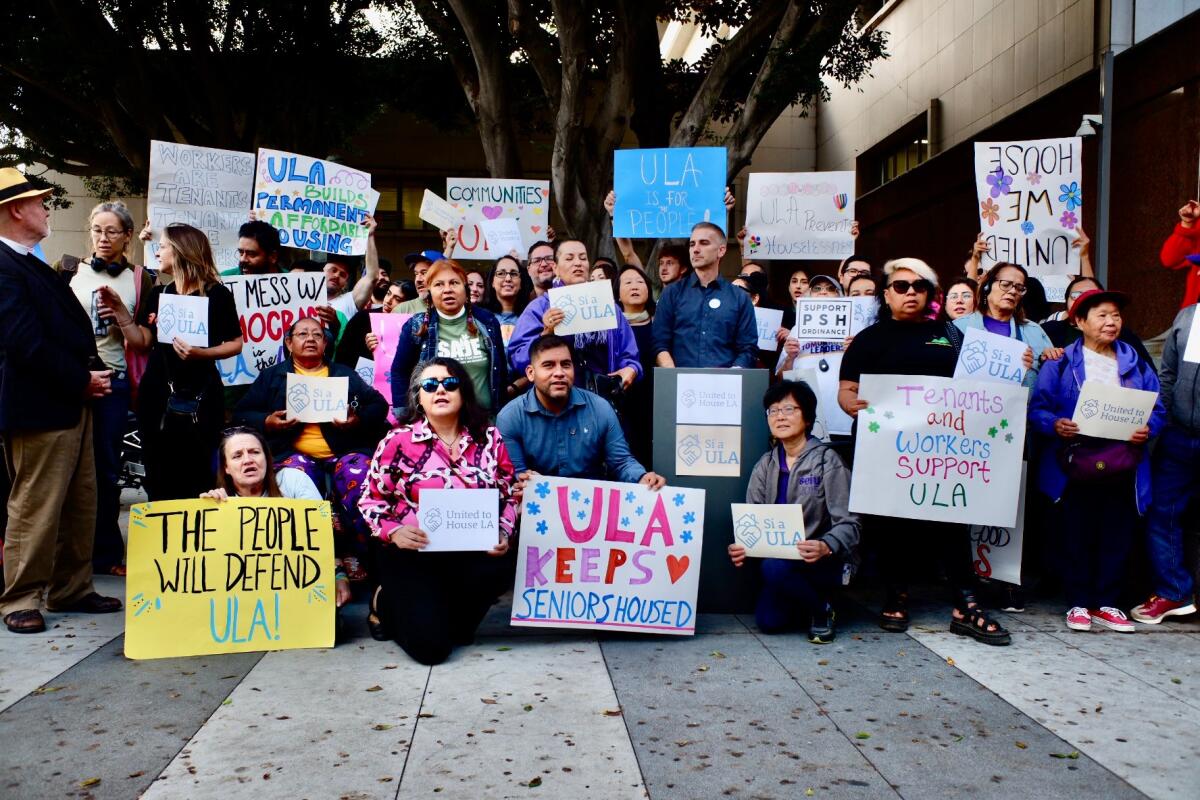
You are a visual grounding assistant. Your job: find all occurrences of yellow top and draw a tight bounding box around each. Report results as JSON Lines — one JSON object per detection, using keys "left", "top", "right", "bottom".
{"left": 292, "top": 363, "right": 334, "bottom": 459}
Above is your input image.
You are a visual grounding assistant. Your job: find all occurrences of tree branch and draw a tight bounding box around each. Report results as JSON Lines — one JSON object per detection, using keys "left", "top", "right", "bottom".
{"left": 506, "top": 0, "right": 561, "bottom": 107}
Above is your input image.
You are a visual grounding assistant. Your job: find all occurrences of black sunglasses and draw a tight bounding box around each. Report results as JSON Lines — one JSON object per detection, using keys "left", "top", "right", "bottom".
{"left": 887, "top": 279, "right": 933, "bottom": 295}
{"left": 419, "top": 376, "right": 461, "bottom": 393}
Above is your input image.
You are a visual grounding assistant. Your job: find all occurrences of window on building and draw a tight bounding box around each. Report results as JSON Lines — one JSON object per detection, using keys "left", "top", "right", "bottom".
{"left": 860, "top": 113, "right": 932, "bottom": 190}
{"left": 372, "top": 182, "right": 443, "bottom": 231}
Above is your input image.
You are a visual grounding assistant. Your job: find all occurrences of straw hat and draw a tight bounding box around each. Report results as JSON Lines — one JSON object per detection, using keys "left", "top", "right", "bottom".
{"left": 0, "top": 168, "right": 52, "bottom": 207}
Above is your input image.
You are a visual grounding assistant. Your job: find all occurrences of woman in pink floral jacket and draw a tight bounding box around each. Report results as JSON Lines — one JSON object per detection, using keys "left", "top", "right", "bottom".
{"left": 359, "top": 356, "right": 518, "bottom": 664}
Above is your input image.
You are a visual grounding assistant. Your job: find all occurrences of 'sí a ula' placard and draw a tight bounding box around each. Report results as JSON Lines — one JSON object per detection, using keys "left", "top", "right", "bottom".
{"left": 478, "top": 218, "right": 524, "bottom": 258}
{"left": 953, "top": 327, "right": 1029, "bottom": 385}
{"left": 418, "top": 189, "right": 465, "bottom": 231}
{"left": 418, "top": 488, "right": 499, "bottom": 552}
{"left": 754, "top": 307, "right": 784, "bottom": 350}
{"left": 794, "top": 298, "right": 853, "bottom": 341}
{"left": 744, "top": 171, "right": 855, "bottom": 260}
{"left": 124, "top": 498, "right": 335, "bottom": 659}
{"left": 730, "top": 503, "right": 805, "bottom": 559}
{"left": 548, "top": 280, "right": 619, "bottom": 335}
{"left": 286, "top": 373, "right": 349, "bottom": 423}
{"left": 511, "top": 476, "right": 705, "bottom": 635}
{"left": 156, "top": 293, "right": 210, "bottom": 347}
{"left": 675, "top": 424, "right": 742, "bottom": 477}
{"left": 676, "top": 372, "right": 742, "bottom": 426}
{"left": 1071, "top": 381, "right": 1159, "bottom": 440}
{"left": 354, "top": 356, "right": 375, "bottom": 386}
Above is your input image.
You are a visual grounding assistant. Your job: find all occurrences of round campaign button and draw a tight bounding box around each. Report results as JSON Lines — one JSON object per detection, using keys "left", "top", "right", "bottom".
{"left": 708, "top": 298, "right": 721, "bottom": 309}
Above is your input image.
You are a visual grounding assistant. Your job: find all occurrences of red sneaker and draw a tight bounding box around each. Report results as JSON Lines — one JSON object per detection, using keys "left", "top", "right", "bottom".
{"left": 1089, "top": 607, "right": 1135, "bottom": 633}
{"left": 1131, "top": 595, "right": 1197, "bottom": 624}
{"left": 1066, "top": 607, "right": 1091, "bottom": 631}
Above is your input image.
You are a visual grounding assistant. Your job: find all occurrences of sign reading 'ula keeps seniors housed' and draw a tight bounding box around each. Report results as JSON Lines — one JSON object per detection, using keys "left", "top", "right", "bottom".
{"left": 613, "top": 147, "right": 727, "bottom": 238}
{"left": 254, "top": 148, "right": 379, "bottom": 256}
{"left": 124, "top": 499, "right": 335, "bottom": 659}
{"left": 744, "top": 171, "right": 855, "bottom": 260}
{"left": 974, "top": 137, "right": 1082, "bottom": 273}
{"left": 848, "top": 374, "right": 1028, "bottom": 528}
{"left": 511, "top": 476, "right": 705, "bottom": 635}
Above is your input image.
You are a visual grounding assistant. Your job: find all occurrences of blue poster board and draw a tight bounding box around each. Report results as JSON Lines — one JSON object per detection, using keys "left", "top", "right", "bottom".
{"left": 613, "top": 147, "right": 728, "bottom": 238}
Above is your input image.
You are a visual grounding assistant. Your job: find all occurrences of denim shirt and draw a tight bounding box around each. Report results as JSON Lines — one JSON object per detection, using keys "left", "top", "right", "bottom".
{"left": 495, "top": 386, "right": 647, "bottom": 484}
{"left": 652, "top": 271, "right": 758, "bottom": 368}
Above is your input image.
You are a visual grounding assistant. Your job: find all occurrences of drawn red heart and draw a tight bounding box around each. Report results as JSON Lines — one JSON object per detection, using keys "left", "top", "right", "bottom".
{"left": 481, "top": 205, "right": 503, "bottom": 219}
{"left": 666, "top": 555, "right": 690, "bottom": 584}
{"left": 531, "top": 225, "right": 542, "bottom": 233}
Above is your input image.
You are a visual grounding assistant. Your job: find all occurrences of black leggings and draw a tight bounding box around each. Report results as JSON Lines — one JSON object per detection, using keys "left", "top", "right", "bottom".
{"left": 374, "top": 543, "right": 516, "bottom": 665}
{"left": 871, "top": 516, "right": 976, "bottom": 606}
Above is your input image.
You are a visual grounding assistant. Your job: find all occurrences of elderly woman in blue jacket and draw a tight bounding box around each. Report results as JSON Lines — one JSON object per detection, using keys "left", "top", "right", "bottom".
{"left": 1030, "top": 289, "right": 1166, "bottom": 634}
{"left": 954, "top": 262, "right": 1059, "bottom": 387}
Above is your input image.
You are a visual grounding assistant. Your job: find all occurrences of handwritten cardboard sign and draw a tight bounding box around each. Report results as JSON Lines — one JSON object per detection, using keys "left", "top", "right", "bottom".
{"left": 156, "top": 293, "right": 210, "bottom": 347}
{"left": 254, "top": 148, "right": 379, "bottom": 256}
{"left": 286, "top": 373, "right": 349, "bottom": 423}
{"left": 1071, "top": 381, "right": 1159, "bottom": 440}
{"left": 144, "top": 140, "right": 255, "bottom": 272}
{"left": 744, "top": 171, "right": 855, "bottom": 260}
{"left": 953, "top": 327, "right": 1029, "bottom": 386}
{"left": 974, "top": 137, "right": 1082, "bottom": 274}
{"left": 446, "top": 178, "right": 550, "bottom": 260}
{"left": 511, "top": 476, "right": 705, "bottom": 635}
{"left": 548, "top": 280, "right": 619, "bottom": 335}
{"left": 730, "top": 503, "right": 805, "bottom": 559}
{"left": 417, "top": 488, "right": 499, "bottom": 552}
{"left": 613, "top": 147, "right": 727, "bottom": 238}
{"left": 676, "top": 372, "right": 742, "bottom": 425}
{"left": 970, "top": 463, "right": 1026, "bottom": 586}
{"left": 849, "top": 374, "right": 1028, "bottom": 527}
{"left": 794, "top": 298, "right": 853, "bottom": 342}
{"left": 370, "top": 312, "right": 412, "bottom": 405}
{"left": 754, "top": 307, "right": 784, "bottom": 350}
{"left": 124, "top": 498, "right": 335, "bottom": 659}
{"left": 418, "top": 189, "right": 465, "bottom": 231}
{"left": 216, "top": 272, "right": 326, "bottom": 386}
{"left": 675, "top": 424, "right": 742, "bottom": 477}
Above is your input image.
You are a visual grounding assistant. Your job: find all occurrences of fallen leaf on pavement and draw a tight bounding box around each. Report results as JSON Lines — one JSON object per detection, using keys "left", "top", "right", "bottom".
{"left": 79, "top": 778, "right": 101, "bottom": 788}
{"left": 1015, "top": 741, "right": 1028, "bottom": 749}
{"left": 855, "top": 732, "right": 870, "bottom": 740}
{"left": 31, "top": 686, "right": 65, "bottom": 695}
{"left": 1049, "top": 751, "right": 1080, "bottom": 759}
{"left": 372, "top": 724, "right": 394, "bottom": 731}
{"left": 527, "top": 777, "right": 542, "bottom": 787}
{"left": 602, "top": 709, "right": 622, "bottom": 717}
{"left": 946, "top": 657, "right": 955, "bottom": 666}
{"left": 697, "top": 665, "right": 709, "bottom": 672}
{"left": 365, "top": 685, "right": 383, "bottom": 692}
{"left": 710, "top": 651, "right": 725, "bottom": 659}
{"left": 481, "top": 698, "right": 498, "bottom": 705}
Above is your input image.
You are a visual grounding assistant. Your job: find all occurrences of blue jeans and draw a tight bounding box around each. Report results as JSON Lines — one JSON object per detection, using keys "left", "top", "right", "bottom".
{"left": 1146, "top": 425, "right": 1199, "bottom": 601}
{"left": 755, "top": 556, "right": 844, "bottom": 633}
{"left": 91, "top": 376, "right": 130, "bottom": 570}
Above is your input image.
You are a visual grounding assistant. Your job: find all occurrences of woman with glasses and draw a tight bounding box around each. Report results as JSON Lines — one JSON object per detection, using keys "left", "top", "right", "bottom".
{"left": 1041, "top": 276, "right": 1154, "bottom": 365}
{"left": 359, "top": 357, "right": 518, "bottom": 665}
{"left": 481, "top": 255, "right": 533, "bottom": 345}
{"left": 728, "top": 380, "right": 860, "bottom": 644}
{"left": 938, "top": 277, "right": 978, "bottom": 322}
{"left": 57, "top": 201, "right": 154, "bottom": 576}
{"left": 618, "top": 264, "right": 658, "bottom": 468}
{"left": 839, "top": 258, "right": 1011, "bottom": 646}
{"left": 390, "top": 259, "right": 508, "bottom": 413}
{"left": 953, "top": 263, "right": 1058, "bottom": 388}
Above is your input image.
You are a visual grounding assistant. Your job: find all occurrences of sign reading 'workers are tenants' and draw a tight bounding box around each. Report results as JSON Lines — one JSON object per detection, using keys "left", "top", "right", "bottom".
{"left": 124, "top": 499, "right": 335, "bottom": 659}
{"left": 511, "top": 476, "right": 705, "bottom": 635}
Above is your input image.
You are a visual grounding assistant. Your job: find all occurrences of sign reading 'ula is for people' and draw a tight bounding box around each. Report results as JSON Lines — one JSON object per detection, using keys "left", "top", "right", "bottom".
{"left": 849, "top": 374, "right": 1028, "bottom": 528}
{"left": 613, "top": 147, "right": 727, "bottom": 238}
{"left": 511, "top": 476, "right": 705, "bottom": 635}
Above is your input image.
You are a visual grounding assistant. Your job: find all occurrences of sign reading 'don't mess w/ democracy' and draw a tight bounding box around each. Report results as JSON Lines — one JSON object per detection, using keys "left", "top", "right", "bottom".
{"left": 124, "top": 499, "right": 335, "bottom": 659}
{"left": 849, "top": 374, "right": 1028, "bottom": 528}
{"left": 217, "top": 272, "right": 327, "bottom": 387}
{"left": 511, "top": 476, "right": 705, "bottom": 635}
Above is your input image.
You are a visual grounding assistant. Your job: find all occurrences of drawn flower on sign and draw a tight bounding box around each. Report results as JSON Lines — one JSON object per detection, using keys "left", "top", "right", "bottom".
{"left": 534, "top": 481, "right": 550, "bottom": 499}
{"left": 621, "top": 517, "right": 630, "bottom": 527}
{"left": 988, "top": 426, "right": 999, "bottom": 438}
{"left": 624, "top": 491, "right": 635, "bottom": 503}
{"left": 570, "top": 489, "right": 581, "bottom": 501}
{"left": 672, "top": 493, "right": 685, "bottom": 507}
{"left": 576, "top": 510, "right": 587, "bottom": 520}
{"left": 536, "top": 520, "right": 548, "bottom": 535}
{"left": 681, "top": 530, "right": 693, "bottom": 544}
{"left": 980, "top": 198, "right": 1000, "bottom": 226}
{"left": 1027, "top": 172, "right": 1041, "bottom": 185}
{"left": 635, "top": 505, "right": 645, "bottom": 516}
{"left": 1020, "top": 221, "right": 1035, "bottom": 235}
{"left": 867, "top": 421, "right": 880, "bottom": 433}
{"left": 999, "top": 419, "right": 1009, "bottom": 429}
{"left": 883, "top": 411, "right": 895, "bottom": 420}
{"left": 1058, "top": 181, "right": 1082, "bottom": 211}
{"left": 683, "top": 511, "right": 696, "bottom": 524}
{"left": 583, "top": 497, "right": 591, "bottom": 505}
{"left": 526, "top": 502, "right": 541, "bottom": 517}
{"left": 986, "top": 167, "right": 1013, "bottom": 198}
{"left": 1059, "top": 210, "right": 1078, "bottom": 229}
{"left": 1005, "top": 432, "right": 1014, "bottom": 444}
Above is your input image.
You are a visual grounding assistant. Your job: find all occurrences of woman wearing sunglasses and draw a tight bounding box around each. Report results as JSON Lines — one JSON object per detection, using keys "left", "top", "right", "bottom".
{"left": 359, "top": 357, "right": 518, "bottom": 665}
{"left": 953, "top": 262, "right": 1058, "bottom": 388}
{"left": 839, "top": 258, "right": 1011, "bottom": 646}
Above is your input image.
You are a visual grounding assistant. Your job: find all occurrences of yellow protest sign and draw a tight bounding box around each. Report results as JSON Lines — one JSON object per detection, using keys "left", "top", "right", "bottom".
{"left": 124, "top": 498, "right": 336, "bottom": 660}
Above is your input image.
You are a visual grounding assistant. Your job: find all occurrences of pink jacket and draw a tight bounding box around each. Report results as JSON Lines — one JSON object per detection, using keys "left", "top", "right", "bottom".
{"left": 359, "top": 419, "right": 518, "bottom": 542}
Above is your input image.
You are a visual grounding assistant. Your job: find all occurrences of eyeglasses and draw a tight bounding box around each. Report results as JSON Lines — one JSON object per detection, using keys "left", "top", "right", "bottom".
{"left": 419, "top": 376, "right": 461, "bottom": 393}
{"left": 946, "top": 291, "right": 974, "bottom": 301}
{"left": 994, "top": 279, "right": 1027, "bottom": 295}
{"left": 289, "top": 331, "right": 324, "bottom": 340}
{"left": 766, "top": 405, "right": 801, "bottom": 418}
{"left": 529, "top": 255, "right": 555, "bottom": 265}
{"left": 90, "top": 227, "right": 127, "bottom": 239}
{"left": 495, "top": 269, "right": 521, "bottom": 279}
{"left": 887, "top": 279, "right": 932, "bottom": 295}
{"left": 843, "top": 268, "right": 871, "bottom": 278}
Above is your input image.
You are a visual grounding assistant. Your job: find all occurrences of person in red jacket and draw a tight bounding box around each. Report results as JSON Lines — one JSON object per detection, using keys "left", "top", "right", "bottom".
{"left": 1160, "top": 199, "right": 1200, "bottom": 308}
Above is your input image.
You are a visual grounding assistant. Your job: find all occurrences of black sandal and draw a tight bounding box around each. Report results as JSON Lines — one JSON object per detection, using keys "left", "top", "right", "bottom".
{"left": 950, "top": 605, "right": 1012, "bottom": 646}
{"left": 367, "top": 585, "right": 388, "bottom": 642}
{"left": 879, "top": 589, "right": 910, "bottom": 632}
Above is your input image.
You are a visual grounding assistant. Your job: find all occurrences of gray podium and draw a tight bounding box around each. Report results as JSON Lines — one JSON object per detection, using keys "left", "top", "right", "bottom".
{"left": 652, "top": 368, "right": 770, "bottom": 613}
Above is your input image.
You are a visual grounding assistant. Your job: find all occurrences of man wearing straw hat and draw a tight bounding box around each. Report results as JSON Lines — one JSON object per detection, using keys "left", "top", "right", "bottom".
{"left": 0, "top": 168, "right": 121, "bottom": 633}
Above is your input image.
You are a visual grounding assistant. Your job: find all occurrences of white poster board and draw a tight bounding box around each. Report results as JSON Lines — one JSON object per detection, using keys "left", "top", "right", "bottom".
{"left": 1072, "top": 381, "right": 1159, "bottom": 440}
{"left": 354, "top": 356, "right": 375, "bottom": 386}
{"left": 418, "top": 488, "right": 499, "bottom": 552}
{"left": 511, "top": 476, "right": 705, "bottom": 635}
{"left": 217, "top": 272, "right": 327, "bottom": 386}
{"left": 446, "top": 178, "right": 551, "bottom": 259}
{"left": 970, "top": 464, "right": 1026, "bottom": 586}
{"left": 144, "top": 140, "right": 255, "bottom": 272}
{"left": 478, "top": 218, "right": 524, "bottom": 258}
{"left": 744, "top": 171, "right": 855, "bottom": 260}
{"left": 155, "top": 294, "right": 210, "bottom": 347}
{"left": 1182, "top": 310, "right": 1200, "bottom": 364}
{"left": 547, "top": 281, "right": 619, "bottom": 335}
{"left": 784, "top": 351, "right": 852, "bottom": 437}
{"left": 849, "top": 297, "right": 879, "bottom": 336}
{"left": 848, "top": 374, "right": 1028, "bottom": 527}
{"left": 974, "top": 137, "right": 1082, "bottom": 274}
{"left": 676, "top": 372, "right": 742, "bottom": 425}
{"left": 730, "top": 504, "right": 805, "bottom": 559}
{"left": 285, "top": 373, "right": 348, "bottom": 423}
{"left": 754, "top": 307, "right": 785, "bottom": 350}
{"left": 953, "top": 327, "right": 1029, "bottom": 386}
{"left": 794, "top": 298, "right": 853, "bottom": 342}
{"left": 418, "top": 189, "right": 465, "bottom": 231}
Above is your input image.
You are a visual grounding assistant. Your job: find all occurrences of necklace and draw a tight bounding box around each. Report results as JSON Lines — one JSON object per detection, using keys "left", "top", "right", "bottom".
{"left": 433, "top": 428, "right": 461, "bottom": 451}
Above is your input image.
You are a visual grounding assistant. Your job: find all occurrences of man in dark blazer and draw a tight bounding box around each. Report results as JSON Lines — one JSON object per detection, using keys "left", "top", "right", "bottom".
{"left": 0, "top": 168, "right": 121, "bottom": 633}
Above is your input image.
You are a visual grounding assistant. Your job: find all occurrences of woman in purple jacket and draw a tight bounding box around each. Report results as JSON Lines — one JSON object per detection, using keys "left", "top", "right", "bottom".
{"left": 1029, "top": 290, "right": 1166, "bottom": 634}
